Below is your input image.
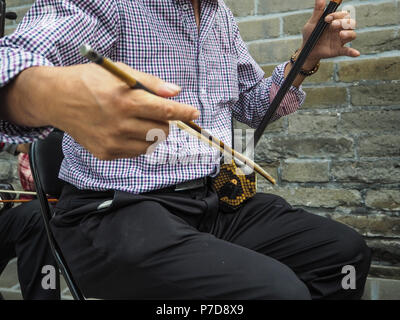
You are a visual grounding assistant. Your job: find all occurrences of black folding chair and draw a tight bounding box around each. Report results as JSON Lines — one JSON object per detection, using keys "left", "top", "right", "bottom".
{"left": 29, "top": 130, "right": 85, "bottom": 300}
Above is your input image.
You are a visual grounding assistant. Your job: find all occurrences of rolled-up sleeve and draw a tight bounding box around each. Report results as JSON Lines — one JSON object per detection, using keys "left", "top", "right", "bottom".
{"left": 0, "top": 0, "right": 119, "bottom": 143}
{"left": 229, "top": 13, "right": 306, "bottom": 129}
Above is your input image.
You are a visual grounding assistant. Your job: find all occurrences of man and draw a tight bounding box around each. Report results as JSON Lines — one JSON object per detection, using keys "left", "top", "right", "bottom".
{"left": 0, "top": 143, "right": 60, "bottom": 300}
{"left": 0, "top": 0, "right": 371, "bottom": 299}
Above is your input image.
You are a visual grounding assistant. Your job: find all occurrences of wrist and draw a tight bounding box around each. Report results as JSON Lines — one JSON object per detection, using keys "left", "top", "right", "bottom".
{"left": 290, "top": 49, "right": 320, "bottom": 77}
{"left": 303, "top": 58, "right": 320, "bottom": 71}
{"left": 298, "top": 44, "right": 320, "bottom": 71}
{"left": 3, "top": 66, "right": 56, "bottom": 127}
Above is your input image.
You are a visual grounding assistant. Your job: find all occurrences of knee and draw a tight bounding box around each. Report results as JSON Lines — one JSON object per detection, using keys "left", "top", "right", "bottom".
{"left": 270, "top": 278, "right": 311, "bottom": 300}
{"left": 251, "top": 264, "right": 311, "bottom": 300}
{"left": 330, "top": 223, "right": 371, "bottom": 275}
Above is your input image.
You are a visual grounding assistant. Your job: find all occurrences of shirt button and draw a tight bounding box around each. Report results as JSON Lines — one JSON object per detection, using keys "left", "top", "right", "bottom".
{"left": 182, "top": 4, "right": 189, "bottom": 10}
{"left": 201, "top": 88, "right": 207, "bottom": 95}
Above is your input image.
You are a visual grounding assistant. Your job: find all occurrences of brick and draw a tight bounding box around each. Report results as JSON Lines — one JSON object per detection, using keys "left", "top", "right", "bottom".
{"left": 282, "top": 160, "right": 329, "bottom": 183}
{"left": 367, "top": 239, "right": 400, "bottom": 265}
{"left": 224, "top": 0, "right": 255, "bottom": 17}
{"left": 331, "top": 160, "right": 400, "bottom": 184}
{"left": 258, "top": 186, "right": 362, "bottom": 209}
{"left": 350, "top": 83, "right": 400, "bottom": 106}
{"left": 257, "top": 0, "right": 315, "bottom": 14}
{"left": 5, "top": 5, "right": 30, "bottom": 26}
{"left": 234, "top": 116, "right": 285, "bottom": 134}
{"left": 4, "top": 26, "right": 16, "bottom": 36}
{"left": 340, "top": 110, "right": 400, "bottom": 134}
{"left": 303, "top": 87, "right": 347, "bottom": 109}
{"left": 356, "top": 3, "right": 400, "bottom": 29}
{"left": 288, "top": 113, "right": 339, "bottom": 135}
{"left": 338, "top": 57, "right": 400, "bottom": 82}
{"left": 353, "top": 29, "right": 400, "bottom": 55}
{"left": 248, "top": 38, "right": 301, "bottom": 64}
{"left": 359, "top": 135, "right": 400, "bottom": 158}
{"left": 283, "top": 12, "right": 309, "bottom": 36}
{"left": 303, "top": 62, "right": 335, "bottom": 84}
{"left": 331, "top": 214, "right": 400, "bottom": 238}
{"left": 366, "top": 190, "right": 400, "bottom": 211}
{"left": 7, "top": 0, "right": 35, "bottom": 7}
{"left": 259, "top": 161, "right": 280, "bottom": 183}
{"left": 261, "top": 64, "right": 276, "bottom": 77}
{"left": 369, "top": 265, "right": 400, "bottom": 280}
{"left": 238, "top": 18, "right": 280, "bottom": 42}
{"left": 256, "top": 135, "right": 354, "bottom": 161}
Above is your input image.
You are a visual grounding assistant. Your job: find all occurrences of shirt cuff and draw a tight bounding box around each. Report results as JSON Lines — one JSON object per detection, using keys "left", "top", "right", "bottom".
{"left": 270, "top": 62, "right": 307, "bottom": 120}
{"left": 0, "top": 48, "right": 54, "bottom": 143}
{"left": 272, "top": 62, "right": 306, "bottom": 105}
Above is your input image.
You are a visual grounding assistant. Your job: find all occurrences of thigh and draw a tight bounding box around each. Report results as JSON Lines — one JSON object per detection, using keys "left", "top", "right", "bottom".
{"left": 0, "top": 201, "right": 42, "bottom": 263}
{"left": 213, "top": 193, "right": 369, "bottom": 291}
{"left": 52, "top": 197, "right": 310, "bottom": 300}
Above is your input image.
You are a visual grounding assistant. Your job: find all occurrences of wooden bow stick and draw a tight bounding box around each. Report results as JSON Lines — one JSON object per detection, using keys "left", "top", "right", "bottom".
{"left": 80, "top": 45, "right": 276, "bottom": 185}
{"left": 0, "top": 189, "right": 58, "bottom": 203}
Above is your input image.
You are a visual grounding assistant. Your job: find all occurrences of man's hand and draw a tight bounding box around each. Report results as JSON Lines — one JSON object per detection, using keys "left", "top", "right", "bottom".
{"left": 2, "top": 63, "right": 199, "bottom": 160}
{"left": 16, "top": 143, "right": 31, "bottom": 154}
{"left": 302, "top": 0, "right": 359, "bottom": 69}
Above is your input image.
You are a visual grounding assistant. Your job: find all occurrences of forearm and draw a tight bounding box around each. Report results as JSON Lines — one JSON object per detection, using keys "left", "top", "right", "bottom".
{"left": 233, "top": 63, "right": 306, "bottom": 128}
{"left": 0, "top": 66, "right": 58, "bottom": 128}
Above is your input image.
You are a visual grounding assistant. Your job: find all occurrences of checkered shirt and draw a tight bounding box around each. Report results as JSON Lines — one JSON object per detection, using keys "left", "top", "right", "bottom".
{"left": 0, "top": 0, "right": 305, "bottom": 194}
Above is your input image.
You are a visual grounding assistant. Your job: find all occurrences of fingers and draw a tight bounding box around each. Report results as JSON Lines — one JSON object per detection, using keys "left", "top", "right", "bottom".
{"left": 117, "top": 117, "right": 170, "bottom": 140}
{"left": 339, "top": 46, "right": 360, "bottom": 58}
{"left": 112, "top": 63, "right": 200, "bottom": 122}
{"left": 122, "top": 90, "right": 200, "bottom": 122}
{"left": 325, "top": 11, "right": 350, "bottom": 23}
{"left": 114, "top": 62, "right": 182, "bottom": 98}
{"left": 310, "top": 0, "right": 327, "bottom": 23}
{"left": 340, "top": 30, "right": 357, "bottom": 44}
{"left": 330, "top": 18, "right": 356, "bottom": 31}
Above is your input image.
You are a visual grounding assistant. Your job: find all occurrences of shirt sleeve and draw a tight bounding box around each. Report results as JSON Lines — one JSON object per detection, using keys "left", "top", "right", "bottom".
{"left": 0, "top": 0, "right": 120, "bottom": 143}
{"left": 228, "top": 12, "right": 306, "bottom": 129}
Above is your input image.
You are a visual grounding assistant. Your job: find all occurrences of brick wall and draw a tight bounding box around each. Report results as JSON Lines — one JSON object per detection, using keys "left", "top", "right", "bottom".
{"left": 2, "top": 1, "right": 400, "bottom": 272}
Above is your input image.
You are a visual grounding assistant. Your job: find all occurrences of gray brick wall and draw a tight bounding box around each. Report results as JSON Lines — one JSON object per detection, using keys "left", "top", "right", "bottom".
{"left": 2, "top": 1, "right": 400, "bottom": 271}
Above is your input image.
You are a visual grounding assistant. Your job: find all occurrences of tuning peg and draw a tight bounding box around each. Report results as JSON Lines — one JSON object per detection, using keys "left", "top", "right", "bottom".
{"left": 5, "top": 11, "right": 17, "bottom": 20}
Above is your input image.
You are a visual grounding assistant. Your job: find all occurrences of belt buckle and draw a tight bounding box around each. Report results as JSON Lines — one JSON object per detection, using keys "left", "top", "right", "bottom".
{"left": 174, "top": 177, "right": 206, "bottom": 192}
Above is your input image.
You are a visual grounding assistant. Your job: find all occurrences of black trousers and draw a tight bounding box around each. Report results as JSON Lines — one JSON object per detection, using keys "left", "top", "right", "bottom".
{"left": 0, "top": 200, "right": 60, "bottom": 300}
{"left": 51, "top": 182, "right": 371, "bottom": 300}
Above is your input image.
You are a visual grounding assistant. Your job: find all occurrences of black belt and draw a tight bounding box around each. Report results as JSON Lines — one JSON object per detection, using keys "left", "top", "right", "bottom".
{"left": 174, "top": 177, "right": 208, "bottom": 191}
{"left": 153, "top": 177, "right": 209, "bottom": 194}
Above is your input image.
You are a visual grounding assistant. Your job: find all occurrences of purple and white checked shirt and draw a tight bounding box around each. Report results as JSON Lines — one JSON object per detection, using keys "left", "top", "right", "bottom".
{"left": 0, "top": 0, "right": 305, "bottom": 194}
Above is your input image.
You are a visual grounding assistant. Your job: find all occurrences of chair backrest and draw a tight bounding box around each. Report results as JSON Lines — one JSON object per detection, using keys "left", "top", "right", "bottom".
{"left": 29, "top": 130, "right": 84, "bottom": 300}
{"left": 31, "top": 130, "right": 65, "bottom": 199}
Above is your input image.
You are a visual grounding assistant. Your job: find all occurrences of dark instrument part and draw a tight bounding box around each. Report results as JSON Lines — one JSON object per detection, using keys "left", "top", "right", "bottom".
{"left": 249, "top": 0, "right": 343, "bottom": 149}
{"left": 1, "top": 0, "right": 18, "bottom": 38}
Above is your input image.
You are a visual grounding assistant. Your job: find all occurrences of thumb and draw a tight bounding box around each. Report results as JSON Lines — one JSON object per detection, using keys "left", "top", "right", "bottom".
{"left": 310, "top": 0, "right": 327, "bottom": 23}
